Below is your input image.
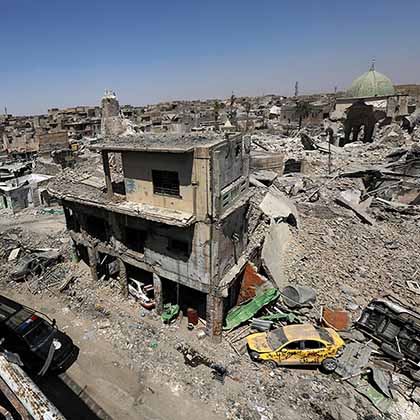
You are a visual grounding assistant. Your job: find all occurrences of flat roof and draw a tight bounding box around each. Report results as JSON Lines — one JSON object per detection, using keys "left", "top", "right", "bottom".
{"left": 93, "top": 133, "right": 232, "bottom": 153}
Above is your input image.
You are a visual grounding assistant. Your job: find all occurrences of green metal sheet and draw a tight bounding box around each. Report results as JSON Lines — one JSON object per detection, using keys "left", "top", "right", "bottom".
{"left": 355, "top": 379, "right": 392, "bottom": 413}
{"left": 224, "top": 288, "right": 280, "bottom": 331}
{"left": 260, "top": 312, "right": 299, "bottom": 323}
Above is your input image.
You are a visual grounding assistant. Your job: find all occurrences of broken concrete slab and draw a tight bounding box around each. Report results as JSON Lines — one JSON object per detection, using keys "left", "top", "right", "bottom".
{"left": 407, "top": 280, "right": 420, "bottom": 295}
{"left": 259, "top": 186, "right": 299, "bottom": 227}
{"left": 249, "top": 175, "right": 267, "bottom": 188}
{"left": 8, "top": 248, "right": 20, "bottom": 262}
{"left": 251, "top": 170, "right": 278, "bottom": 184}
{"left": 336, "top": 342, "right": 373, "bottom": 384}
{"left": 336, "top": 189, "right": 375, "bottom": 225}
{"left": 261, "top": 222, "right": 290, "bottom": 290}
{"left": 371, "top": 367, "right": 393, "bottom": 399}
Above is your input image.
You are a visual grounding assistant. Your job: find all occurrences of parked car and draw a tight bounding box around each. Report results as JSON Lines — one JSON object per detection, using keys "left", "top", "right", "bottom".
{"left": 247, "top": 324, "right": 345, "bottom": 372}
{"left": 128, "top": 279, "right": 155, "bottom": 310}
{"left": 10, "top": 250, "right": 62, "bottom": 281}
{"left": 356, "top": 298, "right": 420, "bottom": 379}
{"left": 0, "top": 294, "right": 79, "bottom": 375}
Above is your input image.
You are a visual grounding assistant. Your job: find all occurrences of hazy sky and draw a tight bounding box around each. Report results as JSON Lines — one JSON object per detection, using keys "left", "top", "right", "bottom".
{"left": 2, "top": 0, "right": 420, "bottom": 115}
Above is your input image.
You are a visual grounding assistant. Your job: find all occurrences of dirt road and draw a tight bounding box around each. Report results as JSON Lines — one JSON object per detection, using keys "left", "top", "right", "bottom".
{"left": 2, "top": 290, "right": 221, "bottom": 420}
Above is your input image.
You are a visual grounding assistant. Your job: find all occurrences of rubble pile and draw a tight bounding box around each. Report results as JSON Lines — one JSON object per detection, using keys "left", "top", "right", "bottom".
{"left": 2, "top": 116, "right": 420, "bottom": 419}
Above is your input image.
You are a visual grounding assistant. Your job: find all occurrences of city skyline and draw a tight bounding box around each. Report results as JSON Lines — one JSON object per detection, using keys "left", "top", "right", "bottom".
{"left": 2, "top": 0, "right": 420, "bottom": 115}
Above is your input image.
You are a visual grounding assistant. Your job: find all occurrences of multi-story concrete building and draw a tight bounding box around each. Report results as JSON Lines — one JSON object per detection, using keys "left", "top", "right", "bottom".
{"left": 48, "top": 133, "right": 251, "bottom": 340}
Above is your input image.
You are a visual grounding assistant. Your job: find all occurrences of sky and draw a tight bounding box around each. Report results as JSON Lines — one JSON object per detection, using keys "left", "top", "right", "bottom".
{"left": 1, "top": 0, "right": 420, "bottom": 115}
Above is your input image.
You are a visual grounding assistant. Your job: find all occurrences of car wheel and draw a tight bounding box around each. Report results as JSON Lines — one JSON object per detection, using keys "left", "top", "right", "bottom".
{"left": 321, "top": 358, "right": 337, "bottom": 373}
{"left": 409, "top": 369, "right": 420, "bottom": 382}
{"left": 262, "top": 360, "right": 277, "bottom": 369}
{"left": 26, "top": 273, "right": 33, "bottom": 282}
{"left": 381, "top": 343, "right": 404, "bottom": 360}
{"left": 249, "top": 351, "right": 261, "bottom": 362}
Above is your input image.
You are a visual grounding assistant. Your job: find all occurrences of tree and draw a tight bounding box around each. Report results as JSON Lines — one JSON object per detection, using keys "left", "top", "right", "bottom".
{"left": 213, "top": 100, "right": 221, "bottom": 130}
{"left": 295, "top": 101, "right": 311, "bottom": 130}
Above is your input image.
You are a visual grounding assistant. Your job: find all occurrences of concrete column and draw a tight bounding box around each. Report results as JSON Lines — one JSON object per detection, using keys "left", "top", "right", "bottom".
{"left": 153, "top": 273, "right": 163, "bottom": 314}
{"left": 87, "top": 246, "right": 98, "bottom": 282}
{"left": 102, "top": 151, "right": 113, "bottom": 198}
{"left": 71, "top": 240, "right": 80, "bottom": 263}
{"left": 63, "top": 205, "right": 72, "bottom": 229}
{"left": 118, "top": 258, "right": 128, "bottom": 298}
{"left": 109, "top": 212, "right": 125, "bottom": 251}
{"left": 206, "top": 293, "right": 223, "bottom": 343}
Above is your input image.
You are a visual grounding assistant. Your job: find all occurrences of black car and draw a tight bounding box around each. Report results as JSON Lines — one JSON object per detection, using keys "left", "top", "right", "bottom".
{"left": 10, "top": 250, "right": 62, "bottom": 281}
{"left": 0, "top": 295, "right": 79, "bottom": 375}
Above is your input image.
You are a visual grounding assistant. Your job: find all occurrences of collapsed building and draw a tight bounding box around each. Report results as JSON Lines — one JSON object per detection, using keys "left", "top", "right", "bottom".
{"left": 48, "top": 133, "right": 251, "bottom": 340}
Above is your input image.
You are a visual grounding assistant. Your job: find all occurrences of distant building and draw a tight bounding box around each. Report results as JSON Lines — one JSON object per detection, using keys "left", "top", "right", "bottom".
{"left": 333, "top": 64, "right": 409, "bottom": 144}
{"left": 334, "top": 65, "right": 409, "bottom": 120}
{"left": 0, "top": 174, "right": 53, "bottom": 213}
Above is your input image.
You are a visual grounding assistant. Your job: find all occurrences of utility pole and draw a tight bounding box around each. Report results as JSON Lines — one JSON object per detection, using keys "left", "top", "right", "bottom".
{"left": 294, "top": 81, "right": 299, "bottom": 97}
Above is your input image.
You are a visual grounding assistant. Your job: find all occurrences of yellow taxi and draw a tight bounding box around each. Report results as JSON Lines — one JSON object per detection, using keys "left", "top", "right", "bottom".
{"left": 247, "top": 324, "right": 345, "bottom": 372}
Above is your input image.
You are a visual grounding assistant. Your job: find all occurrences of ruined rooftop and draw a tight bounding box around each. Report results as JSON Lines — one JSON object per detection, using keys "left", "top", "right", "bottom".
{"left": 96, "top": 133, "right": 231, "bottom": 153}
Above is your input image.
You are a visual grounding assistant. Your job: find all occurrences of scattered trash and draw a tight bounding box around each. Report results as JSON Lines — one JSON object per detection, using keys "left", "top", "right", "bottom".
{"left": 406, "top": 280, "right": 420, "bottom": 295}
{"left": 322, "top": 307, "right": 351, "bottom": 331}
{"left": 8, "top": 248, "right": 20, "bottom": 262}
{"left": 161, "top": 303, "right": 180, "bottom": 324}
{"left": 250, "top": 318, "right": 273, "bottom": 332}
{"left": 336, "top": 189, "right": 375, "bottom": 225}
{"left": 282, "top": 285, "right": 316, "bottom": 309}
{"left": 224, "top": 288, "right": 280, "bottom": 331}
{"left": 210, "top": 363, "right": 228, "bottom": 384}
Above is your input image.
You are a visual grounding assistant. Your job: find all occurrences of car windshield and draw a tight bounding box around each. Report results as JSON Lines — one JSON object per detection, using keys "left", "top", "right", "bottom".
{"left": 24, "top": 321, "right": 54, "bottom": 347}
{"left": 268, "top": 328, "right": 289, "bottom": 349}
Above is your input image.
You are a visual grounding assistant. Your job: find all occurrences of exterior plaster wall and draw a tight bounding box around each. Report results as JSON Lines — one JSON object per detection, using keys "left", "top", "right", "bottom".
{"left": 122, "top": 151, "right": 195, "bottom": 213}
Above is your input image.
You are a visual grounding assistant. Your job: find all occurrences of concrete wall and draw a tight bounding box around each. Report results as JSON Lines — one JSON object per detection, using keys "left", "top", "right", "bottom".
{"left": 214, "top": 137, "right": 245, "bottom": 190}
{"left": 215, "top": 205, "right": 248, "bottom": 279}
{"left": 122, "top": 151, "right": 195, "bottom": 213}
{"left": 211, "top": 135, "right": 250, "bottom": 217}
{"left": 37, "top": 131, "right": 69, "bottom": 154}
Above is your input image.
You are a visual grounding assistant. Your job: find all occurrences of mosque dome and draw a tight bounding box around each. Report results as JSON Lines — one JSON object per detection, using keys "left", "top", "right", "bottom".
{"left": 347, "top": 65, "right": 395, "bottom": 98}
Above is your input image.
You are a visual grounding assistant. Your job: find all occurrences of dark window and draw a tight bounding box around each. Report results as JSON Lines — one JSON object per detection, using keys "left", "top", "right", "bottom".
{"left": 303, "top": 340, "right": 325, "bottom": 350}
{"left": 168, "top": 239, "right": 189, "bottom": 256}
{"left": 125, "top": 228, "right": 147, "bottom": 253}
{"left": 85, "top": 215, "right": 109, "bottom": 242}
{"left": 24, "top": 321, "right": 53, "bottom": 347}
{"left": 152, "top": 170, "right": 180, "bottom": 197}
{"left": 283, "top": 341, "right": 302, "bottom": 350}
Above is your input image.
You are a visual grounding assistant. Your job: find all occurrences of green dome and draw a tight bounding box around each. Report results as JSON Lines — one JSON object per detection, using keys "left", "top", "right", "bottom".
{"left": 347, "top": 68, "right": 395, "bottom": 98}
